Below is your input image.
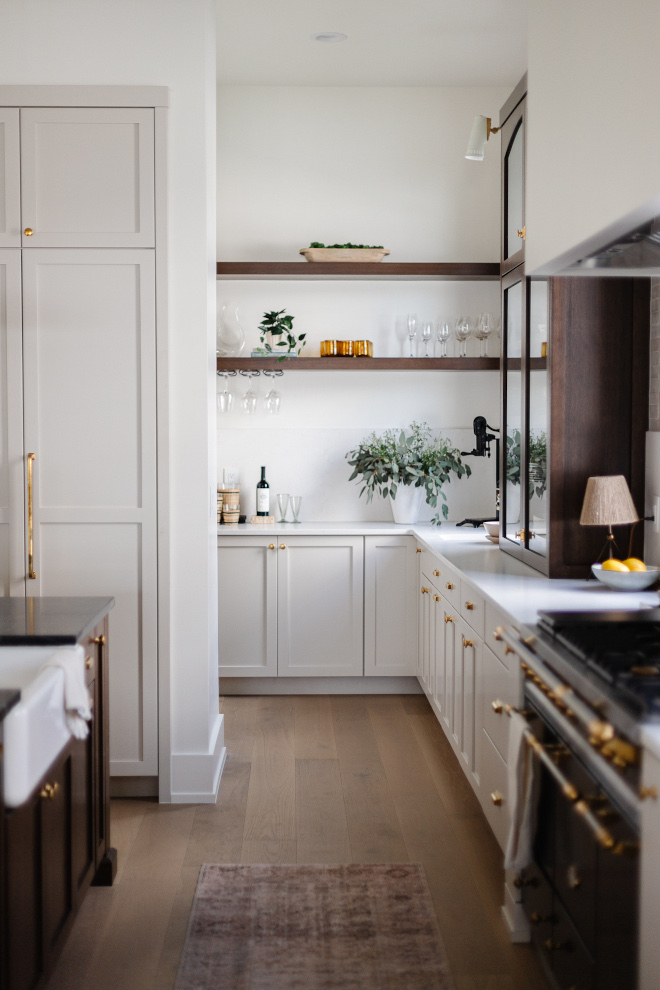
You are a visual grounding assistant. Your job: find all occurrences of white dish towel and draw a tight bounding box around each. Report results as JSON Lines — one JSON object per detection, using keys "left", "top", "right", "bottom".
{"left": 504, "top": 710, "right": 536, "bottom": 871}
{"left": 41, "top": 645, "right": 92, "bottom": 739}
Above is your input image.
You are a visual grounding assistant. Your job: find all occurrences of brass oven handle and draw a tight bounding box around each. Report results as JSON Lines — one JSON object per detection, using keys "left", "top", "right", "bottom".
{"left": 27, "top": 453, "right": 36, "bottom": 579}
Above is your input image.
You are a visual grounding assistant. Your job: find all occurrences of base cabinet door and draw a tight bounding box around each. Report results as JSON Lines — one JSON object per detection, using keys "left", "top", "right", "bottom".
{"left": 364, "top": 535, "right": 417, "bottom": 676}
{"left": 217, "top": 536, "right": 277, "bottom": 677}
{"left": 277, "top": 536, "right": 363, "bottom": 677}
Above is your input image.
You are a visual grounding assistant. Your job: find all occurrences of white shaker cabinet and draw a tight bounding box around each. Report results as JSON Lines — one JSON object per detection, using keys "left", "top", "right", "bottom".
{"left": 0, "top": 250, "right": 23, "bottom": 595}
{"left": 19, "top": 108, "right": 155, "bottom": 248}
{"left": 278, "top": 536, "right": 363, "bottom": 677}
{"left": 0, "top": 110, "right": 20, "bottom": 247}
{"left": 364, "top": 535, "right": 417, "bottom": 677}
{"left": 217, "top": 536, "right": 277, "bottom": 677}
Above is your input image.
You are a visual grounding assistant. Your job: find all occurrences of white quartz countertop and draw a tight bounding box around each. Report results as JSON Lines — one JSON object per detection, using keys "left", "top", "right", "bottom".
{"left": 218, "top": 521, "right": 660, "bottom": 628}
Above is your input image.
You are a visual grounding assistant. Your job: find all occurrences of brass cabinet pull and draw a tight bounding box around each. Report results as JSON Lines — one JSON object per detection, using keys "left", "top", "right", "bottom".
{"left": 517, "top": 226, "right": 526, "bottom": 239}
{"left": 446, "top": 582, "right": 454, "bottom": 590}
{"left": 433, "top": 595, "right": 440, "bottom": 602}
{"left": 465, "top": 601, "right": 474, "bottom": 610}
{"left": 514, "top": 529, "right": 526, "bottom": 541}
{"left": 421, "top": 587, "right": 429, "bottom": 594}
{"left": 268, "top": 543, "right": 275, "bottom": 550}
{"left": 491, "top": 699, "right": 504, "bottom": 714}
{"left": 280, "top": 544, "right": 286, "bottom": 550}
{"left": 85, "top": 655, "right": 93, "bottom": 670}
{"left": 490, "top": 791, "right": 503, "bottom": 806}
{"left": 463, "top": 636, "right": 473, "bottom": 648}
{"left": 24, "top": 227, "right": 33, "bottom": 236}
{"left": 433, "top": 569, "right": 440, "bottom": 577}
{"left": 27, "top": 453, "right": 36, "bottom": 579}
{"left": 640, "top": 786, "right": 659, "bottom": 801}
{"left": 40, "top": 782, "right": 59, "bottom": 800}
{"left": 493, "top": 626, "right": 504, "bottom": 641}
{"left": 444, "top": 615, "right": 453, "bottom": 624}
{"left": 415, "top": 548, "right": 422, "bottom": 553}
{"left": 92, "top": 635, "right": 105, "bottom": 646}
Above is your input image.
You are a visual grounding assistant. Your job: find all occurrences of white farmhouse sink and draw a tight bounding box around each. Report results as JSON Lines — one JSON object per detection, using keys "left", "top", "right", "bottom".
{"left": 0, "top": 647, "right": 72, "bottom": 807}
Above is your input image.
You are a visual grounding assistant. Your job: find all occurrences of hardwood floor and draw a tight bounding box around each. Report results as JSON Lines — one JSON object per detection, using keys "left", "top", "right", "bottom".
{"left": 45, "top": 694, "right": 551, "bottom": 990}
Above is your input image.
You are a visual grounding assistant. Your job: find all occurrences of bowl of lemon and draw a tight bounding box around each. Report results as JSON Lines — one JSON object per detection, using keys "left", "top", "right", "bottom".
{"left": 592, "top": 558, "right": 660, "bottom": 590}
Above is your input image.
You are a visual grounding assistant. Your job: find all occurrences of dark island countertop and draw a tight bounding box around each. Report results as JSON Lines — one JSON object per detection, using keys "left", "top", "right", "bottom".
{"left": 0, "top": 597, "right": 114, "bottom": 646}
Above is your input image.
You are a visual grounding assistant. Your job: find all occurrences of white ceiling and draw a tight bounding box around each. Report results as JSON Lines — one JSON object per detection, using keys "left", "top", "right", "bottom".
{"left": 216, "top": 0, "right": 527, "bottom": 88}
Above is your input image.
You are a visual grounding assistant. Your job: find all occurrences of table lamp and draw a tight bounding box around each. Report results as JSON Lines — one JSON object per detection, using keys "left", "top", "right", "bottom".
{"left": 579, "top": 475, "right": 639, "bottom": 561}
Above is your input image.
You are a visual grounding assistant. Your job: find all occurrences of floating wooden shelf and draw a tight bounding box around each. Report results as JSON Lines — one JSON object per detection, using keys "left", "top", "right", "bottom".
{"left": 216, "top": 357, "right": 500, "bottom": 372}
{"left": 506, "top": 357, "right": 547, "bottom": 371}
{"left": 216, "top": 262, "right": 500, "bottom": 281}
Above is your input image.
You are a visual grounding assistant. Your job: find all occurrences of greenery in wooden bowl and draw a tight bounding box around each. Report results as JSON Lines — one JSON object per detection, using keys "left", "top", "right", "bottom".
{"left": 346, "top": 421, "right": 470, "bottom": 525}
{"left": 309, "top": 241, "right": 385, "bottom": 249}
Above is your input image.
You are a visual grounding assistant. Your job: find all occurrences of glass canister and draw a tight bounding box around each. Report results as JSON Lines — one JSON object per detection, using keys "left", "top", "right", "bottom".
{"left": 336, "top": 340, "right": 354, "bottom": 356}
{"left": 354, "top": 340, "right": 373, "bottom": 357}
{"left": 320, "top": 340, "right": 337, "bottom": 357}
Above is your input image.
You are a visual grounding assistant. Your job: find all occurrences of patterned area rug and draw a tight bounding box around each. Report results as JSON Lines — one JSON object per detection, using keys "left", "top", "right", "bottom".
{"left": 175, "top": 863, "right": 454, "bottom": 990}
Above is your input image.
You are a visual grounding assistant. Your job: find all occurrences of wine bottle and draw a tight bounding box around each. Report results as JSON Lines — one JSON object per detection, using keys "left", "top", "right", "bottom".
{"left": 256, "top": 466, "right": 270, "bottom": 516}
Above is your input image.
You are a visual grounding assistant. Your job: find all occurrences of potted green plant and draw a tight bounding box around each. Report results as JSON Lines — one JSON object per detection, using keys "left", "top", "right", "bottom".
{"left": 346, "top": 422, "right": 470, "bottom": 524}
{"left": 256, "top": 309, "right": 306, "bottom": 360}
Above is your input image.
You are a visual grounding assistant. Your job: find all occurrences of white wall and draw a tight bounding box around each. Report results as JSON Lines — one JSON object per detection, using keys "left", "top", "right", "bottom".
{"left": 0, "top": 0, "right": 221, "bottom": 802}
{"left": 526, "top": 0, "right": 660, "bottom": 274}
{"left": 217, "top": 85, "right": 507, "bottom": 522}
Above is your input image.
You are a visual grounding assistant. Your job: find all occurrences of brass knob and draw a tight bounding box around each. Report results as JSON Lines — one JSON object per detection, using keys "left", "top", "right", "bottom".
{"left": 491, "top": 699, "right": 503, "bottom": 714}
{"left": 446, "top": 582, "right": 454, "bottom": 590}
{"left": 517, "top": 226, "right": 526, "bottom": 239}
{"left": 85, "top": 655, "right": 93, "bottom": 670}
{"left": 92, "top": 635, "right": 105, "bottom": 645}
{"left": 40, "top": 782, "right": 59, "bottom": 800}
{"left": 433, "top": 595, "right": 440, "bottom": 602}
{"left": 490, "top": 791, "right": 503, "bottom": 806}
{"left": 514, "top": 530, "right": 525, "bottom": 540}
{"left": 415, "top": 548, "right": 422, "bottom": 553}
{"left": 465, "top": 601, "right": 474, "bottom": 610}
{"left": 268, "top": 543, "right": 275, "bottom": 550}
{"left": 463, "top": 636, "right": 473, "bottom": 648}
{"left": 24, "top": 227, "right": 33, "bottom": 236}
{"left": 433, "top": 569, "right": 440, "bottom": 577}
{"left": 493, "top": 627, "right": 504, "bottom": 641}
{"left": 280, "top": 544, "right": 286, "bottom": 549}
{"left": 444, "top": 615, "right": 453, "bottom": 624}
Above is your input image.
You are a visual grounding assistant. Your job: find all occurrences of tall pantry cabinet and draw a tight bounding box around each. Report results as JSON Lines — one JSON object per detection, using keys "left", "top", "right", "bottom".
{"left": 0, "top": 90, "right": 168, "bottom": 784}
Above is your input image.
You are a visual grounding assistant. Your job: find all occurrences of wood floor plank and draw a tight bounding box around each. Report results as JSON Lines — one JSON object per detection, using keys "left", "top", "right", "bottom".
{"left": 121, "top": 802, "right": 197, "bottom": 885}
{"left": 219, "top": 694, "right": 260, "bottom": 763}
{"left": 242, "top": 696, "right": 296, "bottom": 841}
{"left": 184, "top": 758, "right": 251, "bottom": 867}
{"left": 109, "top": 798, "right": 150, "bottom": 883}
{"left": 295, "top": 759, "right": 351, "bottom": 862}
{"left": 340, "top": 762, "right": 409, "bottom": 862}
{"left": 294, "top": 695, "right": 337, "bottom": 759}
{"left": 44, "top": 887, "right": 120, "bottom": 990}
{"left": 152, "top": 866, "right": 201, "bottom": 990}
{"left": 407, "top": 702, "right": 482, "bottom": 819}
{"left": 330, "top": 694, "right": 384, "bottom": 767}
{"left": 241, "top": 840, "right": 297, "bottom": 863}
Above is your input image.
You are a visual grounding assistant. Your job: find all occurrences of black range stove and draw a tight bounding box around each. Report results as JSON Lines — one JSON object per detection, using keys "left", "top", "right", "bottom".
{"left": 537, "top": 608, "right": 660, "bottom": 724}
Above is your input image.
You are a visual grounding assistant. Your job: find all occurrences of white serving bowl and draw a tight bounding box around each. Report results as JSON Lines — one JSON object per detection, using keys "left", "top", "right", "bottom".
{"left": 591, "top": 563, "right": 660, "bottom": 590}
{"left": 483, "top": 521, "right": 499, "bottom": 541}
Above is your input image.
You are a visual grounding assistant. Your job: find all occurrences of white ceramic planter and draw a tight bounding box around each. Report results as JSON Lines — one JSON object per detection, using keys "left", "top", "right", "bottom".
{"left": 389, "top": 485, "right": 425, "bottom": 524}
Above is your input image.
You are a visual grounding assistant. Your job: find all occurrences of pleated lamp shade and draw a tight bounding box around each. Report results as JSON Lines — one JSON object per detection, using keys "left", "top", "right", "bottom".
{"left": 579, "top": 475, "right": 639, "bottom": 527}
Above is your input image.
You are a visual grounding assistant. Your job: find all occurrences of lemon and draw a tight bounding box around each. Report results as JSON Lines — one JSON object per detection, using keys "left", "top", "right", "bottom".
{"left": 602, "top": 559, "right": 629, "bottom": 572}
{"left": 622, "top": 558, "right": 647, "bottom": 571}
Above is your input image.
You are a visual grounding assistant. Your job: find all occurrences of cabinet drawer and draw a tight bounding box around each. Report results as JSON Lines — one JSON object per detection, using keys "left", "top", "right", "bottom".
{"left": 459, "top": 581, "right": 485, "bottom": 638}
{"left": 422, "top": 556, "right": 443, "bottom": 593}
{"left": 480, "top": 731, "right": 510, "bottom": 852}
{"left": 485, "top": 602, "right": 518, "bottom": 671}
{"left": 438, "top": 562, "right": 461, "bottom": 610}
{"left": 482, "top": 644, "right": 515, "bottom": 763}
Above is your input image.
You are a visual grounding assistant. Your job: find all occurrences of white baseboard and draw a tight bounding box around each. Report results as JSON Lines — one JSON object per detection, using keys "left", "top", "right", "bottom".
{"left": 219, "top": 676, "right": 423, "bottom": 696}
{"left": 502, "top": 886, "right": 530, "bottom": 943}
{"left": 169, "top": 713, "right": 226, "bottom": 804}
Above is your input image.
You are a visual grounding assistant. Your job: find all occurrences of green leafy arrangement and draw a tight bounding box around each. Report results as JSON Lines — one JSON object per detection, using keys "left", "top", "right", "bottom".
{"left": 506, "top": 429, "right": 547, "bottom": 498}
{"left": 309, "top": 241, "right": 384, "bottom": 249}
{"left": 258, "top": 309, "right": 306, "bottom": 360}
{"left": 346, "top": 422, "right": 471, "bottom": 525}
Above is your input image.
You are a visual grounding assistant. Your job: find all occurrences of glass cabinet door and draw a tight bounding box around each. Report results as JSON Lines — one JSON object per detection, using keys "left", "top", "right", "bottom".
{"left": 527, "top": 281, "right": 549, "bottom": 560}
{"left": 502, "top": 269, "right": 525, "bottom": 553}
{"left": 501, "top": 99, "right": 525, "bottom": 274}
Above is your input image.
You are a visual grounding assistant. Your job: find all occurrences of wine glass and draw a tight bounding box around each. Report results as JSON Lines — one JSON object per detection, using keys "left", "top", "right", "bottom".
{"left": 216, "top": 373, "right": 233, "bottom": 414}
{"left": 436, "top": 321, "right": 451, "bottom": 357}
{"left": 421, "top": 321, "right": 433, "bottom": 357}
{"left": 240, "top": 385, "right": 258, "bottom": 415}
{"left": 474, "top": 312, "right": 494, "bottom": 357}
{"left": 264, "top": 386, "right": 281, "bottom": 415}
{"left": 407, "top": 313, "right": 417, "bottom": 357}
{"left": 454, "top": 316, "right": 472, "bottom": 358}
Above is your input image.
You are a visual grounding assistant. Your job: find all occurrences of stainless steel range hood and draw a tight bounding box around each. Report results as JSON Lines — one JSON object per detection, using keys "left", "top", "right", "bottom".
{"left": 564, "top": 218, "right": 660, "bottom": 276}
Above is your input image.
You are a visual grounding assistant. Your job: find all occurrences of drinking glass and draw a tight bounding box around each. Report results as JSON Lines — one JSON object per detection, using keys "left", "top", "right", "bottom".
{"left": 436, "top": 321, "right": 451, "bottom": 357}
{"left": 421, "top": 321, "right": 433, "bottom": 357}
{"left": 264, "top": 387, "right": 281, "bottom": 415}
{"left": 407, "top": 313, "right": 417, "bottom": 357}
{"left": 454, "top": 316, "right": 472, "bottom": 358}
{"left": 240, "top": 386, "right": 257, "bottom": 415}
{"left": 216, "top": 373, "right": 233, "bottom": 414}
{"left": 290, "top": 496, "right": 302, "bottom": 523}
{"left": 276, "top": 493, "right": 290, "bottom": 523}
{"left": 217, "top": 302, "right": 246, "bottom": 357}
{"left": 474, "top": 312, "right": 495, "bottom": 357}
